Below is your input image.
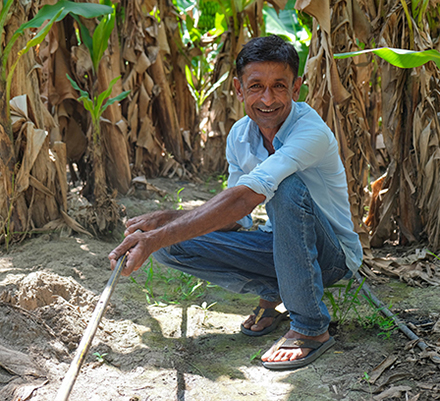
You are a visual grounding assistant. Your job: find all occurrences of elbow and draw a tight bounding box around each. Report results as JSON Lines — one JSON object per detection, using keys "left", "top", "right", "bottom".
{"left": 238, "top": 186, "right": 266, "bottom": 214}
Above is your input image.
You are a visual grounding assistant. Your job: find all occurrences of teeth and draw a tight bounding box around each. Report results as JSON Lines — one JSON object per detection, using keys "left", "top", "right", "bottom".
{"left": 259, "top": 109, "right": 275, "bottom": 113}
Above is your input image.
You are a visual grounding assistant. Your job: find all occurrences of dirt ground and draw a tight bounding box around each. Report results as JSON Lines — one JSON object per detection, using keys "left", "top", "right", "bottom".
{"left": 1, "top": 177, "right": 440, "bottom": 401}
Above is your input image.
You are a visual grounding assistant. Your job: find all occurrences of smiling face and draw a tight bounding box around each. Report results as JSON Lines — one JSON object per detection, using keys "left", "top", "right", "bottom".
{"left": 233, "top": 61, "right": 302, "bottom": 140}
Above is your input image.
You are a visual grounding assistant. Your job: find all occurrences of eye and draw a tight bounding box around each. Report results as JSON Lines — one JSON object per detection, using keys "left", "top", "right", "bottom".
{"left": 249, "top": 83, "right": 262, "bottom": 89}
{"left": 274, "top": 83, "right": 286, "bottom": 88}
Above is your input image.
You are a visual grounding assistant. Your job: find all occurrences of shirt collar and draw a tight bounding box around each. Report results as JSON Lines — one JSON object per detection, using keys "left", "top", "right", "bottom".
{"left": 273, "top": 100, "right": 297, "bottom": 145}
{"left": 241, "top": 100, "right": 297, "bottom": 145}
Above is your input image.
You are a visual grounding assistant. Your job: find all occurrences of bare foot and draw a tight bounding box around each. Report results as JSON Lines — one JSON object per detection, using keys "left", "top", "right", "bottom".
{"left": 242, "top": 299, "right": 281, "bottom": 333}
{"left": 261, "top": 330, "right": 330, "bottom": 362}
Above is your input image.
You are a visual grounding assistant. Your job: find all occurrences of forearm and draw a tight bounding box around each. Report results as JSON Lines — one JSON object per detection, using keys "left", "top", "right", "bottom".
{"left": 109, "top": 185, "right": 264, "bottom": 275}
{"left": 144, "top": 186, "right": 263, "bottom": 252}
{"left": 149, "top": 209, "right": 241, "bottom": 232}
{"left": 146, "top": 209, "right": 188, "bottom": 227}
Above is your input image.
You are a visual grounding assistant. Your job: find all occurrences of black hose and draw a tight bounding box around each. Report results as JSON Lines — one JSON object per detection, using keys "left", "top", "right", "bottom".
{"left": 355, "top": 272, "right": 440, "bottom": 363}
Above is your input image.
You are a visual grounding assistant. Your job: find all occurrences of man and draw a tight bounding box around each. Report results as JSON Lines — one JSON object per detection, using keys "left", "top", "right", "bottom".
{"left": 109, "top": 35, "right": 363, "bottom": 370}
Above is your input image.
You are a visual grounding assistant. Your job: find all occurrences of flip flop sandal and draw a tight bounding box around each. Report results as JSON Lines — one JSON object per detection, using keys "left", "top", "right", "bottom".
{"left": 240, "top": 306, "right": 289, "bottom": 337}
{"left": 262, "top": 336, "right": 336, "bottom": 370}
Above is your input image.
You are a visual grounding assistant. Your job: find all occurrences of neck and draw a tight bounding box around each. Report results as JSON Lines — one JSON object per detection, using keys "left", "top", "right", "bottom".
{"left": 261, "top": 131, "right": 276, "bottom": 155}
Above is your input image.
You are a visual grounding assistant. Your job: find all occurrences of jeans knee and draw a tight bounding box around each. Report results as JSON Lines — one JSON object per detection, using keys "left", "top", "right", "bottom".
{"left": 267, "top": 174, "right": 310, "bottom": 215}
{"left": 152, "top": 247, "right": 173, "bottom": 265}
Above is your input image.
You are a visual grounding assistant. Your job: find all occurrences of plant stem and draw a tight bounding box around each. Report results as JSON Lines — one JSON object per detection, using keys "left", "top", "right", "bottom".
{"left": 400, "top": 0, "right": 414, "bottom": 50}
{"left": 92, "top": 132, "right": 107, "bottom": 202}
{"left": 4, "top": 173, "right": 16, "bottom": 252}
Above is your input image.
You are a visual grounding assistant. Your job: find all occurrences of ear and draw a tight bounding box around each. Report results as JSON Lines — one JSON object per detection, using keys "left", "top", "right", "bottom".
{"left": 292, "top": 77, "right": 302, "bottom": 102}
{"left": 233, "top": 77, "right": 244, "bottom": 102}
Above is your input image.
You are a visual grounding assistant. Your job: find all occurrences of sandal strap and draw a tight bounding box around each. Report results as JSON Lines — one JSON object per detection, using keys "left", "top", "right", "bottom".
{"left": 252, "top": 306, "right": 280, "bottom": 324}
{"left": 273, "top": 337, "right": 324, "bottom": 352}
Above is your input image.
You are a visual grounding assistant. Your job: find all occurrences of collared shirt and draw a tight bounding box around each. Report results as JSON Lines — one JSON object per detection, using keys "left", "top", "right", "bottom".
{"left": 226, "top": 101, "right": 363, "bottom": 273}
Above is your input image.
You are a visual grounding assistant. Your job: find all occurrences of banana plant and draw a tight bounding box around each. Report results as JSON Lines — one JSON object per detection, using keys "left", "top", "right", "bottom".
{"left": 185, "top": 66, "right": 229, "bottom": 113}
{"left": 0, "top": 0, "right": 114, "bottom": 245}
{"left": 67, "top": 74, "right": 130, "bottom": 203}
{"left": 65, "top": 1, "right": 130, "bottom": 203}
{"left": 66, "top": 0, "right": 123, "bottom": 137}
{"left": 0, "top": 0, "right": 113, "bottom": 139}
{"left": 66, "top": 75, "right": 130, "bottom": 146}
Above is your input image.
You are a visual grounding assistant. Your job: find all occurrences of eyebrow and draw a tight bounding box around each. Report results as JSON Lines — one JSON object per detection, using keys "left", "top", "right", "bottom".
{"left": 247, "top": 77, "right": 289, "bottom": 84}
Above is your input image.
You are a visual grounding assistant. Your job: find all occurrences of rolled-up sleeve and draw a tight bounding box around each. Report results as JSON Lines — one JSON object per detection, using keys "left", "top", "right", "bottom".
{"left": 226, "top": 133, "right": 254, "bottom": 229}
{"left": 237, "top": 129, "right": 330, "bottom": 204}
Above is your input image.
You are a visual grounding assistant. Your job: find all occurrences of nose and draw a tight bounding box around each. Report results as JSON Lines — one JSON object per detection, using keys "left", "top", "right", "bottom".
{"left": 261, "top": 86, "right": 275, "bottom": 105}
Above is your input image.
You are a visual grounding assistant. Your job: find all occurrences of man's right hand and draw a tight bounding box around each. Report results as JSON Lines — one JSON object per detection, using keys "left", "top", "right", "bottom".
{"left": 109, "top": 230, "right": 154, "bottom": 276}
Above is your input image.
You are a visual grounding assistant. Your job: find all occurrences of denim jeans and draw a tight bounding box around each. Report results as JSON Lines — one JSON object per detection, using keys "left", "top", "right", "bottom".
{"left": 153, "top": 174, "right": 349, "bottom": 336}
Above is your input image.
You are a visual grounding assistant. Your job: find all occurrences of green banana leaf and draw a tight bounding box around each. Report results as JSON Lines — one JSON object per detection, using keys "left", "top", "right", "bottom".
{"left": 334, "top": 47, "right": 440, "bottom": 69}
{"left": 0, "top": 0, "right": 13, "bottom": 37}
{"left": 71, "top": 3, "right": 115, "bottom": 74}
{"left": 73, "top": 16, "right": 94, "bottom": 60}
{"left": 173, "top": 0, "right": 194, "bottom": 13}
{"left": 18, "top": 9, "right": 64, "bottom": 59}
{"left": 100, "top": 88, "right": 131, "bottom": 115}
{"left": 263, "top": 1, "right": 310, "bottom": 43}
{"left": 91, "top": 4, "right": 115, "bottom": 73}
{"left": 66, "top": 74, "right": 95, "bottom": 116}
{"left": 97, "top": 75, "right": 129, "bottom": 115}
{"left": 200, "top": 70, "right": 229, "bottom": 104}
{"left": 18, "top": 0, "right": 113, "bottom": 33}
{"left": 2, "top": 0, "right": 112, "bottom": 70}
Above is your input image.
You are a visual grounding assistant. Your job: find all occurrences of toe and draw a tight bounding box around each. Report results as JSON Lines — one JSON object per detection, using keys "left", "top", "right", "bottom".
{"left": 261, "top": 347, "right": 275, "bottom": 361}
{"left": 251, "top": 316, "right": 274, "bottom": 332}
{"left": 242, "top": 315, "right": 255, "bottom": 329}
{"left": 250, "top": 323, "right": 264, "bottom": 332}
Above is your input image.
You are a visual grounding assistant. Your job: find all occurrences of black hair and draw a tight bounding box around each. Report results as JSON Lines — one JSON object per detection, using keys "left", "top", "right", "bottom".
{"left": 235, "top": 35, "right": 299, "bottom": 82}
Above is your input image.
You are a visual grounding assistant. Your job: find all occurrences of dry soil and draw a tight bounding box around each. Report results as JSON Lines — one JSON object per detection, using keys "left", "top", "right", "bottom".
{"left": 1, "top": 177, "right": 440, "bottom": 401}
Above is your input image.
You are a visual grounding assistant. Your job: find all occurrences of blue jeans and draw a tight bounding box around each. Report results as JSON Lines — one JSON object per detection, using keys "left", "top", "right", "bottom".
{"left": 153, "top": 174, "right": 349, "bottom": 336}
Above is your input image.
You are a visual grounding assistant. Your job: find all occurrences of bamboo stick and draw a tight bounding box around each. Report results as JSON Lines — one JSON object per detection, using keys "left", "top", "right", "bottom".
{"left": 54, "top": 253, "right": 128, "bottom": 401}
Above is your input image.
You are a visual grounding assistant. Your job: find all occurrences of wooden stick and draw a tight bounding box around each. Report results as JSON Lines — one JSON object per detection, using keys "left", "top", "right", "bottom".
{"left": 54, "top": 253, "right": 128, "bottom": 401}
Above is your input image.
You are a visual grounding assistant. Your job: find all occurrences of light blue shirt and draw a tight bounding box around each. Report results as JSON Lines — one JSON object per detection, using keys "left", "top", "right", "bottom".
{"left": 226, "top": 101, "right": 363, "bottom": 273}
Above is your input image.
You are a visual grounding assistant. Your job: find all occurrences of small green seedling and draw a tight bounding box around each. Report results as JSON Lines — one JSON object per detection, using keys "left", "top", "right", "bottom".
{"left": 130, "top": 261, "right": 208, "bottom": 305}
{"left": 217, "top": 174, "right": 228, "bottom": 190}
{"left": 93, "top": 352, "right": 108, "bottom": 363}
{"left": 427, "top": 250, "right": 440, "bottom": 261}
{"left": 162, "top": 187, "right": 185, "bottom": 210}
{"left": 196, "top": 301, "right": 217, "bottom": 324}
{"left": 362, "top": 371, "right": 373, "bottom": 398}
{"left": 250, "top": 349, "right": 262, "bottom": 362}
{"left": 361, "top": 295, "right": 399, "bottom": 339}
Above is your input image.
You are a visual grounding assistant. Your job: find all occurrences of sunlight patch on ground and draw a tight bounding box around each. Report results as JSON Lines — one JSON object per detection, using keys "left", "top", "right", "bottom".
{"left": 180, "top": 200, "right": 206, "bottom": 209}
{"left": 0, "top": 258, "right": 13, "bottom": 273}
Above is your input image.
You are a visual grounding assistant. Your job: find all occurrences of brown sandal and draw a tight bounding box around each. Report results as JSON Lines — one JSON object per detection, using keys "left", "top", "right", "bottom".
{"left": 263, "top": 336, "right": 336, "bottom": 370}
{"left": 240, "top": 306, "right": 289, "bottom": 336}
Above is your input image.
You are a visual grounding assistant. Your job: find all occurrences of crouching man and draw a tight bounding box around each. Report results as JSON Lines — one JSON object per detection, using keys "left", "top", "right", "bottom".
{"left": 109, "top": 35, "right": 363, "bottom": 370}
